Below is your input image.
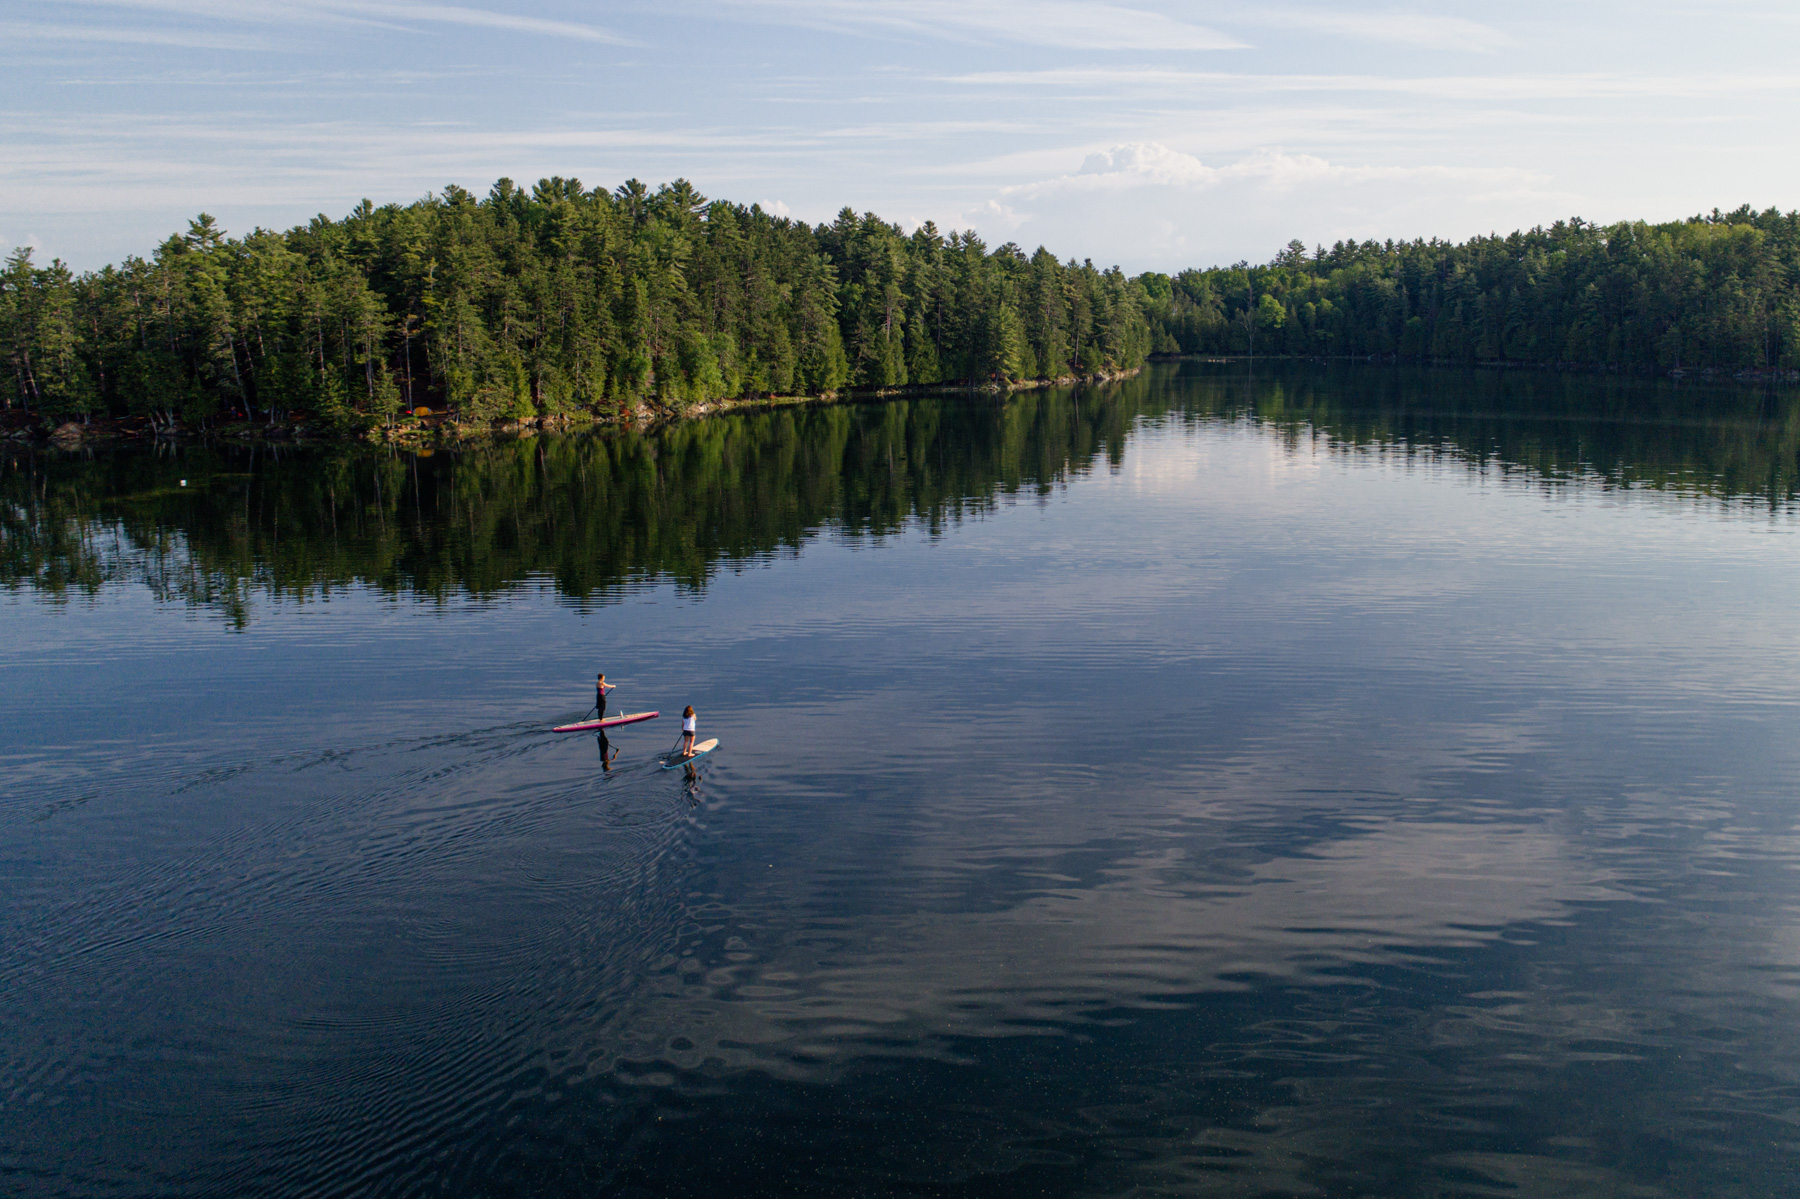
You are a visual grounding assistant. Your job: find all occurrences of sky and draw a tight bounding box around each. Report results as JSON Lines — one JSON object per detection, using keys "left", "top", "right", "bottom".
{"left": 5, "top": 1, "right": 1800, "bottom": 274}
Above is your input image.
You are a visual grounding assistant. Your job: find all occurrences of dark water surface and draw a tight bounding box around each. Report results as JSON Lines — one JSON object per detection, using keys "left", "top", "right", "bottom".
{"left": 5, "top": 362, "right": 1800, "bottom": 1197}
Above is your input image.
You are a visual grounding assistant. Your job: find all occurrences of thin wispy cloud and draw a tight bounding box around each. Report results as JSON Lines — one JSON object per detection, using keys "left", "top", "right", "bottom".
{"left": 817, "top": 119, "right": 1034, "bottom": 141}
{"left": 9, "top": 0, "right": 1800, "bottom": 272}
{"left": 719, "top": 0, "right": 1246, "bottom": 51}
{"left": 0, "top": 20, "right": 267, "bottom": 50}
{"left": 342, "top": 1, "right": 631, "bottom": 45}
{"left": 0, "top": 110, "right": 879, "bottom": 220}
{"left": 721, "top": 1, "right": 1512, "bottom": 53}
{"left": 942, "top": 66, "right": 1800, "bottom": 101}
{"left": 51, "top": 0, "right": 631, "bottom": 45}
{"left": 1245, "top": 7, "right": 1515, "bottom": 52}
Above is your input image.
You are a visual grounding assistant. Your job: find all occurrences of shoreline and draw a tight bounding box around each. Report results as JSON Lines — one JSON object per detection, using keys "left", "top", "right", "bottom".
{"left": 1152, "top": 351, "right": 1800, "bottom": 384}
{"left": 11, "top": 353, "right": 1797, "bottom": 455}
{"left": 0, "top": 366, "right": 1145, "bottom": 452}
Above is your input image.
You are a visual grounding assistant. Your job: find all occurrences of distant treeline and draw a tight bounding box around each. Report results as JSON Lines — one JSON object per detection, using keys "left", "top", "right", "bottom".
{"left": 0, "top": 178, "right": 1150, "bottom": 430}
{"left": 3, "top": 182, "right": 1800, "bottom": 430}
{"left": 1141, "top": 207, "right": 1800, "bottom": 369}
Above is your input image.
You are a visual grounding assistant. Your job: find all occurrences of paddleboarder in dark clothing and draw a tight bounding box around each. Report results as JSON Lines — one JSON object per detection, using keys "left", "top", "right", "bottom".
{"left": 595, "top": 673, "right": 615, "bottom": 721}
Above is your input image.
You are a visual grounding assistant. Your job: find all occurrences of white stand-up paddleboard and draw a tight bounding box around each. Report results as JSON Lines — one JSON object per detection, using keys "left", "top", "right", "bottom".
{"left": 662, "top": 739, "right": 719, "bottom": 768}
{"left": 553, "top": 711, "right": 659, "bottom": 733}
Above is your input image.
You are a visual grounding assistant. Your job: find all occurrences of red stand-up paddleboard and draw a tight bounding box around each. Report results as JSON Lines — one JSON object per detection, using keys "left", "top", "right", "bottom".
{"left": 553, "top": 711, "right": 660, "bottom": 733}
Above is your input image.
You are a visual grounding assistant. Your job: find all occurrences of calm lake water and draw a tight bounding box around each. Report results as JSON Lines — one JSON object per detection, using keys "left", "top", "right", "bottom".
{"left": 5, "top": 361, "right": 1800, "bottom": 1197}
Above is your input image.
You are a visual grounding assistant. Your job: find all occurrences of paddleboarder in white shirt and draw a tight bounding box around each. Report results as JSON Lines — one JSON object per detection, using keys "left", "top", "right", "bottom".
{"left": 679, "top": 706, "right": 697, "bottom": 758}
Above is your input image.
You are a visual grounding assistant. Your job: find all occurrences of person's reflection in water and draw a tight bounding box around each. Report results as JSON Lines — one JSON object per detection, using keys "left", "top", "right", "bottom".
{"left": 596, "top": 728, "right": 617, "bottom": 772}
{"left": 682, "top": 758, "right": 702, "bottom": 802}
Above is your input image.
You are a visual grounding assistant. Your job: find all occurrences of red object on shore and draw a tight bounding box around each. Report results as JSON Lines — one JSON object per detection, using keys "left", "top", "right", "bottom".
{"left": 552, "top": 711, "right": 660, "bottom": 733}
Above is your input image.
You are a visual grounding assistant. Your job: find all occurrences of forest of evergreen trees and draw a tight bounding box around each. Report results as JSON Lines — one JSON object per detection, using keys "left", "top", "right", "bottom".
{"left": 1140, "top": 205, "right": 1800, "bottom": 370}
{"left": 3, "top": 180, "right": 1799, "bottom": 435}
{"left": 0, "top": 178, "right": 1150, "bottom": 432}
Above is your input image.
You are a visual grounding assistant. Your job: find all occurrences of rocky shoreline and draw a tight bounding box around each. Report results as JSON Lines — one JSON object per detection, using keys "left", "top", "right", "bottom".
{"left": 0, "top": 367, "right": 1144, "bottom": 452}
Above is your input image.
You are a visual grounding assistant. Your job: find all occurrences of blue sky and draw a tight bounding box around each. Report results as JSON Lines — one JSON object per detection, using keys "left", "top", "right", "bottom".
{"left": 6, "top": 1, "right": 1800, "bottom": 272}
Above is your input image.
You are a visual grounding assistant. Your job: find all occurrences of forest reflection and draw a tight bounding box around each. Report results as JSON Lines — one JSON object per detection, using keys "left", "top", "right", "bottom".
{"left": 6, "top": 361, "right": 1799, "bottom": 625}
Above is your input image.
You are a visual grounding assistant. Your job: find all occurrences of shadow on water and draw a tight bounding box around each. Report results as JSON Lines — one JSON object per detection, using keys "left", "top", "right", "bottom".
{"left": 5, "top": 360, "right": 1800, "bottom": 626}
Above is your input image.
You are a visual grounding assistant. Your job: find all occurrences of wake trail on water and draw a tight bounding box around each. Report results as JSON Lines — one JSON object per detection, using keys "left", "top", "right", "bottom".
{"left": 0, "top": 714, "right": 703, "bottom": 1002}
{"left": 3, "top": 706, "right": 719, "bottom": 1197}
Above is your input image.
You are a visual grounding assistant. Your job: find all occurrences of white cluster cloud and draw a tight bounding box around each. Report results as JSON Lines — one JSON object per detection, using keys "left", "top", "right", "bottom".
{"left": 968, "top": 142, "right": 1559, "bottom": 267}
{"left": 1009, "top": 141, "right": 1527, "bottom": 199}
{"left": 1073, "top": 142, "right": 1216, "bottom": 189}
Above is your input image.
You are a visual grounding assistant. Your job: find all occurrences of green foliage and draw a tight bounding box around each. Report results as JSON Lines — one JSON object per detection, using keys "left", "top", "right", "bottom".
{"left": 1142, "top": 207, "right": 1800, "bottom": 369}
{"left": 16, "top": 193, "right": 1800, "bottom": 431}
{"left": 1, "top": 249, "right": 95, "bottom": 418}
{"left": 0, "top": 180, "right": 1159, "bottom": 427}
